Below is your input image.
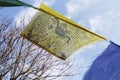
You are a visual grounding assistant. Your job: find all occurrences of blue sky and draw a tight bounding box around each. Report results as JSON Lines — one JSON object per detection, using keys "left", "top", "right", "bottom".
{"left": 1, "top": 0, "right": 120, "bottom": 80}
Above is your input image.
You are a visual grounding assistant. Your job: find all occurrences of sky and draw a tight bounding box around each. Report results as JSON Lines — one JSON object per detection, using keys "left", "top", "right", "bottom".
{"left": 1, "top": 0, "right": 120, "bottom": 80}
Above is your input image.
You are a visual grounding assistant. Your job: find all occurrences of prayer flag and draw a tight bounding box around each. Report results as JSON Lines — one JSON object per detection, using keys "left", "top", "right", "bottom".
{"left": 21, "top": 4, "right": 106, "bottom": 60}
{"left": 0, "top": 0, "right": 35, "bottom": 8}
{"left": 83, "top": 41, "right": 120, "bottom": 80}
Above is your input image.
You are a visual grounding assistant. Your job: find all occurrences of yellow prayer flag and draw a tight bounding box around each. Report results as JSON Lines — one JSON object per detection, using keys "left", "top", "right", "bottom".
{"left": 21, "top": 4, "right": 106, "bottom": 60}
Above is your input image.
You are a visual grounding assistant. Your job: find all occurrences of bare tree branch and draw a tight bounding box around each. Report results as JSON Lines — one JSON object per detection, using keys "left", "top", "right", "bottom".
{"left": 0, "top": 16, "right": 75, "bottom": 80}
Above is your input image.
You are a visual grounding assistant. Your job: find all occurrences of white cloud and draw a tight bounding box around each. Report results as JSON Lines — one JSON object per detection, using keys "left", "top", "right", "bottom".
{"left": 89, "top": 10, "right": 120, "bottom": 44}
{"left": 15, "top": 8, "right": 37, "bottom": 28}
{"left": 89, "top": 16, "right": 104, "bottom": 32}
{"left": 65, "top": 0, "right": 99, "bottom": 18}
{"left": 15, "top": 0, "right": 55, "bottom": 27}
{"left": 44, "top": 0, "right": 55, "bottom": 6}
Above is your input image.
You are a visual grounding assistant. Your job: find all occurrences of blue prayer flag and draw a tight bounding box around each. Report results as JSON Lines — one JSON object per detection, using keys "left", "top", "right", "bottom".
{"left": 83, "top": 41, "right": 120, "bottom": 80}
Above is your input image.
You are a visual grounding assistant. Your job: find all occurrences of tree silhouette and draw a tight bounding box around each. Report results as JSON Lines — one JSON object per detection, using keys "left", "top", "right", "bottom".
{"left": 0, "top": 15, "right": 74, "bottom": 80}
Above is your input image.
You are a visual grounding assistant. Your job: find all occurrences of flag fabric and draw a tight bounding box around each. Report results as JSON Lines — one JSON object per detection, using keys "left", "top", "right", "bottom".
{"left": 83, "top": 41, "right": 120, "bottom": 80}
{"left": 21, "top": 4, "right": 106, "bottom": 60}
{"left": 0, "top": 0, "right": 35, "bottom": 8}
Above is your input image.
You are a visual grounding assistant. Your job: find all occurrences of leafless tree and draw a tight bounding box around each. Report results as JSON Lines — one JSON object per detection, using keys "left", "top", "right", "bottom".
{"left": 0, "top": 16, "right": 75, "bottom": 80}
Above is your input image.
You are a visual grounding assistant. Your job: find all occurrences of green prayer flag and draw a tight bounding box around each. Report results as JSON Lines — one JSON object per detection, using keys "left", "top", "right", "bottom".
{"left": 0, "top": 0, "right": 35, "bottom": 8}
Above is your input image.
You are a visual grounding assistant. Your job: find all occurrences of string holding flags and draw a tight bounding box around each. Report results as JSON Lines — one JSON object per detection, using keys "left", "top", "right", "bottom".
{"left": 21, "top": 3, "right": 107, "bottom": 60}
